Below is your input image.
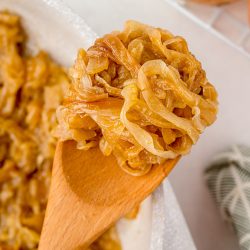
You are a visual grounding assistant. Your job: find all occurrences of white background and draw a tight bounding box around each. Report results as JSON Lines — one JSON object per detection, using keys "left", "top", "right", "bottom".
{"left": 62, "top": 1, "right": 250, "bottom": 249}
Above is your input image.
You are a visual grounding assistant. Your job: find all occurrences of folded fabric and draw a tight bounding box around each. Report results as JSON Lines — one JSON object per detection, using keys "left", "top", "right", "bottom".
{"left": 205, "top": 145, "right": 250, "bottom": 250}
{"left": 150, "top": 181, "right": 196, "bottom": 250}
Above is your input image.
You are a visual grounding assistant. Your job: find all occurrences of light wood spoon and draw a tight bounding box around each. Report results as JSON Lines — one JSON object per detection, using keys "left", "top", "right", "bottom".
{"left": 39, "top": 140, "right": 179, "bottom": 250}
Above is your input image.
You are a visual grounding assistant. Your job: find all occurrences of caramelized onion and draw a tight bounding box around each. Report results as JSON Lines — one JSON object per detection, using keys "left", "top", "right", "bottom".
{"left": 56, "top": 20, "right": 218, "bottom": 176}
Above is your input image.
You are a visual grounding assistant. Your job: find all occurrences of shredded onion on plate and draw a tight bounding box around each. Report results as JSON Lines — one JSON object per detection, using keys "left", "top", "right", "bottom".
{"left": 0, "top": 11, "right": 121, "bottom": 250}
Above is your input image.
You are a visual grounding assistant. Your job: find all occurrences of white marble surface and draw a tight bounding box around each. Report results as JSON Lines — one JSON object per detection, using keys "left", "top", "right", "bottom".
{"left": 62, "top": 1, "right": 250, "bottom": 249}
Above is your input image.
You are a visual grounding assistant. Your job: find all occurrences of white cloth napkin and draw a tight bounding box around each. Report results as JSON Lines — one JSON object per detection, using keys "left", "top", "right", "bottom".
{"left": 150, "top": 181, "right": 196, "bottom": 250}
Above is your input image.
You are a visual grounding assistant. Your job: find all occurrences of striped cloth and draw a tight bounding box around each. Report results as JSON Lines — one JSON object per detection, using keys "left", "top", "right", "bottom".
{"left": 205, "top": 145, "right": 250, "bottom": 250}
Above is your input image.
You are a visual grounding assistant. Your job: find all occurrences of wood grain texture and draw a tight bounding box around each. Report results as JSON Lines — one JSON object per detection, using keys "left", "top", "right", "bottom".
{"left": 249, "top": 0, "right": 250, "bottom": 24}
{"left": 39, "top": 141, "right": 179, "bottom": 250}
{"left": 191, "top": 0, "right": 237, "bottom": 4}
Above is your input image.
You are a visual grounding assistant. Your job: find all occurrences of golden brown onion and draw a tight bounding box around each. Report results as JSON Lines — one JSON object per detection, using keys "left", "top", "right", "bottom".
{"left": 56, "top": 20, "right": 218, "bottom": 176}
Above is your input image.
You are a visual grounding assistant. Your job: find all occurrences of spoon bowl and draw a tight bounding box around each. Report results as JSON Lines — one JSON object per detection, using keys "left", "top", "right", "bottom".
{"left": 39, "top": 140, "right": 179, "bottom": 250}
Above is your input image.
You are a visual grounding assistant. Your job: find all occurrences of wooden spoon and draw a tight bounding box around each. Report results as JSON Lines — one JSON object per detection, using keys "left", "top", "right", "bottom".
{"left": 39, "top": 140, "right": 179, "bottom": 250}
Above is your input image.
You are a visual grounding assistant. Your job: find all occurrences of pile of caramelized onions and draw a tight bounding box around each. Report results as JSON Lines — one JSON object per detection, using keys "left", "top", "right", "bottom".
{"left": 0, "top": 11, "right": 121, "bottom": 249}
{"left": 56, "top": 20, "right": 218, "bottom": 176}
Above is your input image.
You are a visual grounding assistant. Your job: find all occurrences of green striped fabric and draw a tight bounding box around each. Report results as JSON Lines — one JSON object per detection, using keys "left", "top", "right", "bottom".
{"left": 205, "top": 145, "right": 250, "bottom": 250}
